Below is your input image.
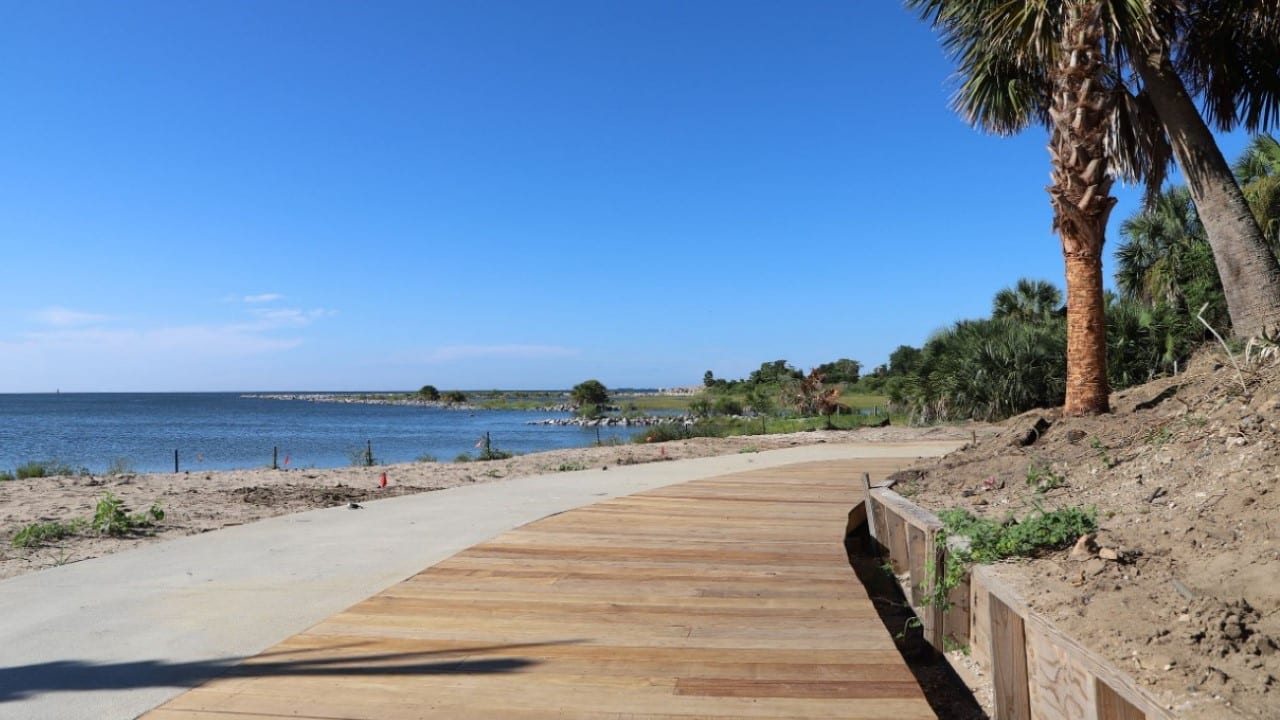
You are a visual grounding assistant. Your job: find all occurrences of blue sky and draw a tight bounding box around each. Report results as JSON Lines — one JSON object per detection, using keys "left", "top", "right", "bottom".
{"left": 0, "top": 1, "right": 1255, "bottom": 392}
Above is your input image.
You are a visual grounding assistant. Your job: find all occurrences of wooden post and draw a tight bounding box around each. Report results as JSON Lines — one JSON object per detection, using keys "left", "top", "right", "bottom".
{"left": 991, "top": 594, "right": 1032, "bottom": 720}
{"left": 861, "top": 473, "right": 878, "bottom": 542}
{"left": 366, "top": 439, "right": 374, "bottom": 466}
{"left": 174, "top": 449, "right": 179, "bottom": 473}
{"left": 273, "top": 446, "right": 279, "bottom": 470}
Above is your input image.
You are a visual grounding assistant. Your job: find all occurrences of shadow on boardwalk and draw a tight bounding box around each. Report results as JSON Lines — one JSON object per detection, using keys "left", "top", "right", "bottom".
{"left": 846, "top": 526, "right": 990, "bottom": 720}
{"left": 0, "top": 640, "right": 583, "bottom": 703}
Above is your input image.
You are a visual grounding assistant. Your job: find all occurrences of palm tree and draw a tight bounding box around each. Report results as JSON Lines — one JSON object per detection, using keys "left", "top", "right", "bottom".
{"left": 1234, "top": 134, "right": 1280, "bottom": 248}
{"left": 1115, "top": 186, "right": 1206, "bottom": 306}
{"left": 909, "top": 0, "right": 1280, "bottom": 340}
{"left": 908, "top": 0, "right": 1130, "bottom": 414}
{"left": 992, "top": 278, "right": 1063, "bottom": 323}
{"left": 1130, "top": 1, "right": 1280, "bottom": 339}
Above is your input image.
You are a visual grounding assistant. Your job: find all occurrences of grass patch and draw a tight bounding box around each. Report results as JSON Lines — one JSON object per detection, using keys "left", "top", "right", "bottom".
{"left": 557, "top": 461, "right": 588, "bottom": 472}
{"left": 10, "top": 492, "right": 165, "bottom": 547}
{"left": 11, "top": 519, "right": 87, "bottom": 548}
{"left": 15, "top": 459, "right": 83, "bottom": 479}
{"left": 919, "top": 505, "right": 1097, "bottom": 612}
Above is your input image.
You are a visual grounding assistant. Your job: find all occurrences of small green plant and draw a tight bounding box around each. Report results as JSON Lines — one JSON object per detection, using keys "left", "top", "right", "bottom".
{"left": 106, "top": 457, "right": 135, "bottom": 476}
{"left": 11, "top": 519, "right": 86, "bottom": 548}
{"left": 918, "top": 505, "right": 1097, "bottom": 612}
{"left": 346, "top": 442, "right": 378, "bottom": 467}
{"left": 1183, "top": 415, "right": 1208, "bottom": 428}
{"left": 415, "top": 453, "right": 438, "bottom": 463}
{"left": 92, "top": 493, "right": 164, "bottom": 536}
{"left": 1026, "top": 461, "right": 1066, "bottom": 492}
{"left": 0, "top": 470, "right": 13, "bottom": 482}
{"left": 943, "top": 636, "right": 970, "bottom": 655}
{"left": 1088, "top": 437, "right": 1115, "bottom": 468}
{"left": 737, "top": 446, "right": 759, "bottom": 454}
{"left": 474, "top": 433, "right": 512, "bottom": 461}
{"left": 557, "top": 461, "right": 587, "bottom": 472}
{"left": 15, "top": 459, "right": 79, "bottom": 479}
{"left": 1145, "top": 425, "right": 1173, "bottom": 447}
{"left": 454, "top": 452, "right": 473, "bottom": 463}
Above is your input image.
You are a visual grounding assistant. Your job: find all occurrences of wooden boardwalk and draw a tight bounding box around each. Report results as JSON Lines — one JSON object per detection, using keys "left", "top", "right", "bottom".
{"left": 144, "top": 458, "right": 935, "bottom": 719}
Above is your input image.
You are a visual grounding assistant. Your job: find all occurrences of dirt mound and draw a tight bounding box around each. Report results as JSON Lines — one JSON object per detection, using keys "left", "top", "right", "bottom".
{"left": 898, "top": 347, "right": 1280, "bottom": 718}
{"left": 226, "top": 483, "right": 437, "bottom": 509}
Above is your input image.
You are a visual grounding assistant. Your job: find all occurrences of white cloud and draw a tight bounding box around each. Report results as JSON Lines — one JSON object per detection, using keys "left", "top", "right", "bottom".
{"left": 242, "top": 293, "right": 284, "bottom": 304}
{"left": 423, "top": 344, "right": 579, "bottom": 362}
{"left": 30, "top": 306, "right": 111, "bottom": 327}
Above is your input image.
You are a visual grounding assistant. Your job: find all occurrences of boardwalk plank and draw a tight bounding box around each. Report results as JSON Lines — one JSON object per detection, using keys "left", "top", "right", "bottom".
{"left": 142, "top": 458, "right": 935, "bottom": 719}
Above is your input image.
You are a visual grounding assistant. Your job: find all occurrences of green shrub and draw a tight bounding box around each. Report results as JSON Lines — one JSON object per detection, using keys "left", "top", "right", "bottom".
{"left": 346, "top": 444, "right": 378, "bottom": 467}
{"left": 454, "top": 452, "right": 473, "bottom": 463}
{"left": 12, "top": 519, "right": 86, "bottom": 547}
{"left": 0, "top": 470, "right": 13, "bottom": 482}
{"left": 91, "top": 493, "right": 164, "bottom": 536}
{"left": 557, "top": 461, "right": 587, "bottom": 472}
{"left": 15, "top": 459, "right": 79, "bottom": 479}
{"left": 106, "top": 457, "right": 135, "bottom": 476}
{"left": 415, "top": 453, "right": 438, "bottom": 463}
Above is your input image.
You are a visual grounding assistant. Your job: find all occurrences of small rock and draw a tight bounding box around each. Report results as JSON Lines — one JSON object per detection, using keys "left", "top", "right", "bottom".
{"left": 1084, "top": 558, "right": 1108, "bottom": 576}
{"left": 1099, "top": 547, "right": 1121, "bottom": 561}
{"left": 348, "top": 502, "right": 363, "bottom": 510}
{"left": 1070, "top": 533, "right": 1098, "bottom": 561}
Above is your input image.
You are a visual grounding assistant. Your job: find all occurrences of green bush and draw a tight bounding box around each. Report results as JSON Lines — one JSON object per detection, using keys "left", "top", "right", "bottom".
{"left": 15, "top": 459, "right": 80, "bottom": 479}
{"left": 0, "top": 470, "right": 13, "bottom": 482}
{"left": 454, "top": 452, "right": 473, "bottom": 463}
{"left": 106, "top": 457, "right": 135, "bottom": 476}
{"left": 415, "top": 453, "right": 438, "bottom": 463}
{"left": 92, "top": 492, "right": 164, "bottom": 536}
{"left": 418, "top": 384, "right": 441, "bottom": 401}
{"left": 12, "top": 519, "right": 86, "bottom": 547}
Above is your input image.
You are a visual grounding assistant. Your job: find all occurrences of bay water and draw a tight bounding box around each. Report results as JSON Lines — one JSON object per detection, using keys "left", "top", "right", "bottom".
{"left": 0, "top": 393, "right": 641, "bottom": 474}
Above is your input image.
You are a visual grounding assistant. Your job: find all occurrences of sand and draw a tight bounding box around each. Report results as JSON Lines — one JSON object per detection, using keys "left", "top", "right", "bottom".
{"left": 0, "top": 425, "right": 975, "bottom": 582}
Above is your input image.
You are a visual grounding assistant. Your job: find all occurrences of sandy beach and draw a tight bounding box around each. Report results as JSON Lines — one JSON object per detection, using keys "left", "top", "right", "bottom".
{"left": 0, "top": 425, "right": 978, "bottom": 582}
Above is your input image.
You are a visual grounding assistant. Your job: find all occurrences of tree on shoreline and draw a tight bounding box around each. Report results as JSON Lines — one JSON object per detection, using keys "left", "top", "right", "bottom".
{"left": 570, "top": 379, "right": 609, "bottom": 408}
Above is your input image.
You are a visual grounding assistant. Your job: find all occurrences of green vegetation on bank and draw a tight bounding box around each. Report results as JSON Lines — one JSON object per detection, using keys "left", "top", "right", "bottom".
{"left": 11, "top": 492, "right": 165, "bottom": 548}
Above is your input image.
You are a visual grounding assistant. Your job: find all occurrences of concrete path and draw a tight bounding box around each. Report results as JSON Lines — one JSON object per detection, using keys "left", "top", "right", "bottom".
{"left": 0, "top": 441, "right": 959, "bottom": 720}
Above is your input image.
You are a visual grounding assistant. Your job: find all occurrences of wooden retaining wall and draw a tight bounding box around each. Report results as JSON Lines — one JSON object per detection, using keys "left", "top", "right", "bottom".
{"left": 855, "top": 475, "right": 1172, "bottom": 720}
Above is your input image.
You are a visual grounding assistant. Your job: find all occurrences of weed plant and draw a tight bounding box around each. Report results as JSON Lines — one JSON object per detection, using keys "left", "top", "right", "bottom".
{"left": 11, "top": 492, "right": 165, "bottom": 547}
{"left": 15, "top": 459, "right": 82, "bottom": 479}
{"left": 919, "top": 504, "right": 1097, "bottom": 612}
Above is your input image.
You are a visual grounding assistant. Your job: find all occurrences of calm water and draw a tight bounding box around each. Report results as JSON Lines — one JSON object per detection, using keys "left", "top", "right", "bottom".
{"left": 0, "top": 393, "right": 641, "bottom": 473}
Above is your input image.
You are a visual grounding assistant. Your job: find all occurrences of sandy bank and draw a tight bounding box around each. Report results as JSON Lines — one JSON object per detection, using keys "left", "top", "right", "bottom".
{"left": 0, "top": 425, "right": 980, "bottom": 582}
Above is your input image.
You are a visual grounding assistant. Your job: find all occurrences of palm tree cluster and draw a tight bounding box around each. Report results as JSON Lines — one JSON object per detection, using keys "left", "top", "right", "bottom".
{"left": 887, "top": 130, "right": 1280, "bottom": 423}
{"left": 906, "top": 0, "right": 1280, "bottom": 416}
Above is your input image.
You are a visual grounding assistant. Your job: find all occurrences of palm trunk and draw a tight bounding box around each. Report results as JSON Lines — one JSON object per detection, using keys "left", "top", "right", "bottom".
{"left": 1135, "top": 52, "right": 1280, "bottom": 339}
{"left": 1050, "top": 1, "right": 1112, "bottom": 415}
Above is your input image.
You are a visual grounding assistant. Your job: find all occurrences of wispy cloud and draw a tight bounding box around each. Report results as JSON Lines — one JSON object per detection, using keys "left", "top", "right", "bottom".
{"left": 424, "top": 344, "right": 579, "bottom": 362}
{"left": 30, "top": 306, "right": 111, "bottom": 327}
{"left": 242, "top": 293, "right": 284, "bottom": 304}
{"left": 247, "top": 307, "right": 334, "bottom": 328}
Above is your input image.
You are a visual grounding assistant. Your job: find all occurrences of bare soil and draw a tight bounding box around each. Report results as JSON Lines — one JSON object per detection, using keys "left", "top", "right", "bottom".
{"left": 895, "top": 347, "right": 1280, "bottom": 719}
{"left": 0, "top": 425, "right": 970, "bottom": 583}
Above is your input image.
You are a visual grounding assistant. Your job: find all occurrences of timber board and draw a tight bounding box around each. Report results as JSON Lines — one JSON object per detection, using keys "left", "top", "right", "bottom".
{"left": 143, "top": 457, "right": 936, "bottom": 719}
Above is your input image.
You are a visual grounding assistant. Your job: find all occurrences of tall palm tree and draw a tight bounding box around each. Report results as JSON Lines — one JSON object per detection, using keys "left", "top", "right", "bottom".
{"left": 1131, "top": 0, "right": 1280, "bottom": 339}
{"left": 908, "top": 0, "right": 1135, "bottom": 413}
{"left": 910, "top": 0, "right": 1280, "bottom": 340}
{"left": 992, "top": 278, "right": 1063, "bottom": 322}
